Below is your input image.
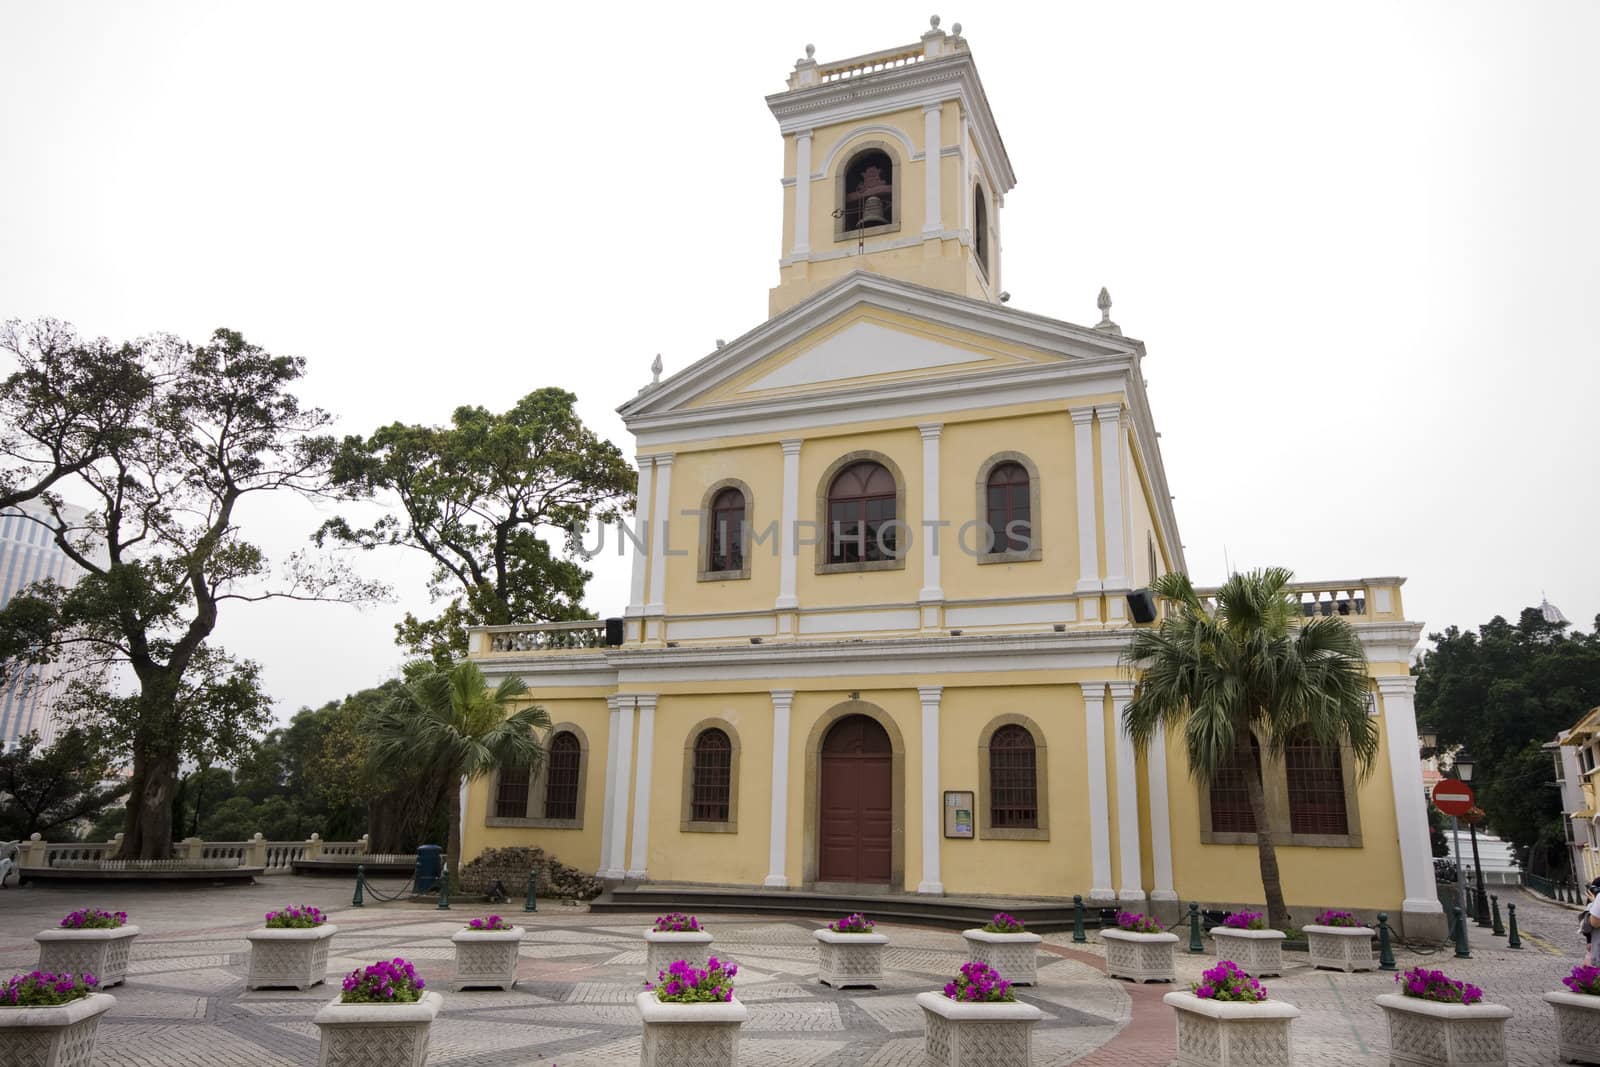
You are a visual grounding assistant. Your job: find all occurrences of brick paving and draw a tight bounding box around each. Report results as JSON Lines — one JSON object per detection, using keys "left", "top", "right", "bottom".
{"left": 0, "top": 879, "right": 1585, "bottom": 1064}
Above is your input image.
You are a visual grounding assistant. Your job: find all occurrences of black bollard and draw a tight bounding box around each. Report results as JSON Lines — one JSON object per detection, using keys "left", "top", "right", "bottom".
{"left": 352, "top": 864, "right": 366, "bottom": 908}
{"left": 1452, "top": 906, "right": 1470, "bottom": 958}
{"left": 1507, "top": 903, "right": 1521, "bottom": 949}
{"left": 525, "top": 869, "right": 538, "bottom": 913}
{"left": 438, "top": 863, "right": 451, "bottom": 910}
{"left": 1377, "top": 912, "right": 1396, "bottom": 971}
{"left": 1072, "top": 895, "right": 1086, "bottom": 943}
{"left": 1490, "top": 894, "right": 1504, "bottom": 937}
{"left": 1188, "top": 902, "right": 1204, "bottom": 953}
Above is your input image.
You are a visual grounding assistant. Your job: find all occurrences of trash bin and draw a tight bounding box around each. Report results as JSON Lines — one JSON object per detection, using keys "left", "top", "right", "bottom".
{"left": 415, "top": 844, "right": 443, "bottom": 892}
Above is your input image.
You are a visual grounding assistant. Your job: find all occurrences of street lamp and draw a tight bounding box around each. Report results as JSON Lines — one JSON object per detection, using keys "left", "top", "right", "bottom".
{"left": 1451, "top": 752, "right": 1490, "bottom": 925}
{"left": 1419, "top": 725, "right": 1439, "bottom": 756}
{"left": 1454, "top": 752, "right": 1474, "bottom": 782}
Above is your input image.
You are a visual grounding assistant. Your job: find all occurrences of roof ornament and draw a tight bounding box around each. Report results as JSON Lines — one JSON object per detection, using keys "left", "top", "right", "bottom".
{"left": 929, "top": 14, "right": 941, "bottom": 29}
{"left": 1094, "top": 287, "right": 1122, "bottom": 336}
{"left": 1541, "top": 594, "right": 1570, "bottom": 625}
{"left": 952, "top": 22, "right": 963, "bottom": 37}
{"left": 650, "top": 353, "right": 663, "bottom": 385}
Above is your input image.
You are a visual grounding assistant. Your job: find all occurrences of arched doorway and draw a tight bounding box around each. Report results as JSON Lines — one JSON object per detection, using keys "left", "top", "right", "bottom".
{"left": 819, "top": 714, "right": 893, "bottom": 883}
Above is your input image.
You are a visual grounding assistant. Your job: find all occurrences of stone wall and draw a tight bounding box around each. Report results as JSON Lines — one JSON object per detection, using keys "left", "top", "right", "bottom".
{"left": 458, "top": 846, "right": 604, "bottom": 900}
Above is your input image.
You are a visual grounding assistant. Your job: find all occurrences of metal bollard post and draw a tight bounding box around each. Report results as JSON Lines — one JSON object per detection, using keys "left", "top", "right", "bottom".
{"left": 1490, "top": 894, "right": 1504, "bottom": 937}
{"left": 1377, "top": 912, "right": 1396, "bottom": 971}
{"left": 437, "top": 863, "right": 451, "bottom": 910}
{"left": 1072, "top": 895, "right": 1086, "bottom": 943}
{"left": 1507, "top": 903, "right": 1522, "bottom": 949}
{"left": 525, "top": 869, "right": 538, "bottom": 913}
{"left": 1452, "top": 907, "right": 1470, "bottom": 958}
{"left": 1188, "top": 902, "right": 1204, "bottom": 954}
{"left": 352, "top": 864, "right": 365, "bottom": 908}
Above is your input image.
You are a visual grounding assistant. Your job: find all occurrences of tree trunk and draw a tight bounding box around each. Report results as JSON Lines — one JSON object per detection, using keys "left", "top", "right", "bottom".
{"left": 1239, "top": 731, "right": 1290, "bottom": 929}
{"left": 118, "top": 743, "right": 179, "bottom": 860}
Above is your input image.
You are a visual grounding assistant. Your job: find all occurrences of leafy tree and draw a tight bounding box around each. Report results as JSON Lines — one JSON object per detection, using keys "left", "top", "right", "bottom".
{"left": 319, "top": 389, "right": 635, "bottom": 664}
{"left": 1121, "top": 568, "right": 1377, "bottom": 929}
{"left": 0, "top": 325, "right": 381, "bottom": 859}
{"left": 367, "top": 659, "right": 549, "bottom": 874}
{"left": 1414, "top": 608, "right": 1600, "bottom": 864}
{"left": 0, "top": 728, "right": 129, "bottom": 840}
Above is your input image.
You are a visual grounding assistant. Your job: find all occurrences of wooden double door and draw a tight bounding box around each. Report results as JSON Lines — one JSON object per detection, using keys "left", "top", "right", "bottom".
{"left": 818, "top": 714, "right": 893, "bottom": 883}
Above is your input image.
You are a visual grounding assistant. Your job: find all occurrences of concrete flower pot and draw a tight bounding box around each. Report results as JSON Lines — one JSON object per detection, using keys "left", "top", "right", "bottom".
{"left": 0, "top": 992, "right": 115, "bottom": 1067}
{"left": 636, "top": 990, "right": 747, "bottom": 1067}
{"left": 915, "top": 990, "right": 1044, "bottom": 1067}
{"left": 245, "top": 923, "right": 338, "bottom": 990}
{"left": 1376, "top": 993, "right": 1511, "bottom": 1067}
{"left": 34, "top": 926, "right": 141, "bottom": 988}
{"left": 451, "top": 925, "right": 523, "bottom": 990}
{"left": 1211, "top": 928, "right": 1287, "bottom": 978}
{"left": 1101, "top": 928, "right": 1180, "bottom": 983}
{"left": 814, "top": 928, "right": 888, "bottom": 988}
{"left": 1303, "top": 925, "right": 1376, "bottom": 973}
{"left": 1164, "top": 991, "right": 1300, "bottom": 1066}
{"left": 313, "top": 990, "right": 442, "bottom": 1067}
{"left": 961, "top": 929, "right": 1043, "bottom": 986}
{"left": 1542, "top": 991, "right": 1600, "bottom": 1065}
{"left": 644, "top": 929, "right": 714, "bottom": 983}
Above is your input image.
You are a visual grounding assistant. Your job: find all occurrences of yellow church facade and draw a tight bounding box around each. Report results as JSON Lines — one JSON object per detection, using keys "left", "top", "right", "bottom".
{"left": 461, "top": 20, "right": 1443, "bottom": 936}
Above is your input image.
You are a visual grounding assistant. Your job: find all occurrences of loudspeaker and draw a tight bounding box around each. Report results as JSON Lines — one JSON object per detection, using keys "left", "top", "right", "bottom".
{"left": 604, "top": 617, "right": 624, "bottom": 646}
{"left": 1127, "top": 589, "right": 1157, "bottom": 624}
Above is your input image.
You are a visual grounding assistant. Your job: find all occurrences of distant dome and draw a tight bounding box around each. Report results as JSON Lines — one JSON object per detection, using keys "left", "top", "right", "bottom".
{"left": 1541, "top": 597, "right": 1570, "bottom": 625}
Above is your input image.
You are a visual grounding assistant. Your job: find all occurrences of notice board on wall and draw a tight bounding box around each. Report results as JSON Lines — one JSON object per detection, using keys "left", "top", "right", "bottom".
{"left": 944, "top": 790, "right": 975, "bottom": 838}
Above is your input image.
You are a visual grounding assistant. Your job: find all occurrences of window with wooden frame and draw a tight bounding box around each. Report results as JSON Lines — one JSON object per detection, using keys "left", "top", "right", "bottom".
{"left": 1209, "top": 736, "right": 1261, "bottom": 834}
{"left": 706, "top": 487, "right": 746, "bottom": 574}
{"left": 988, "top": 724, "right": 1038, "bottom": 829}
{"left": 973, "top": 185, "right": 990, "bottom": 277}
{"left": 1285, "top": 730, "right": 1348, "bottom": 836}
{"left": 827, "top": 461, "right": 898, "bottom": 564}
{"left": 494, "top": 768, "right": 530, "bottom": 819}
{"left": 984, "top": 462, "right": 1031, "bottom": 553}
{"left": 542, "top": 731, "right": 581, "bottom": 821}
{"left": 690, "top": 728, "right": 732, "bottom": 823}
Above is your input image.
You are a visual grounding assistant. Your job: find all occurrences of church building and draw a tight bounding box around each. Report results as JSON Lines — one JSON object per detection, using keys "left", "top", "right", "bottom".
{"left": 462, "top": 19, "right": 1444, "bottom": 937}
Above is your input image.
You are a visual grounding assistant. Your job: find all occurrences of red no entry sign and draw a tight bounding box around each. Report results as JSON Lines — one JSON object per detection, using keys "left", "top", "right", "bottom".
{"left": 1432, "top": 779, "right": 1475, "bottom": 817}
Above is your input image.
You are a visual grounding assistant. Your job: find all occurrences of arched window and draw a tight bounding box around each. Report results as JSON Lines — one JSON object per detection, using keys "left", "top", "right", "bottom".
{"left": 973, "top": 185, "right": 989, "bottom": 276}
{"left": 827, "top": 461, "right": 898, "bottom": 564}
{"left": 542, "top": 731, "right": 581, "bottom": 821}
{"left": 1209, "top": 735, "right": 1261, "bottom": 834}
{"left": 494, "top": 768, "right": 530, "bottom": 819}
{"left": 1286, "top": 730, "right": 1348, "bottom": 835}
{"left": 690, "top": 728, "right": 732, "bottom": 823}
{"left": 985, "top": 462, "right": 1031, "bottom": 552}
{"left": 707, "top": 487, "right": 745, "bottom": 574}
{"left": 989, "top": 724, "right": 1038, "bottom": 829}
{"left": 841, "top": 149, "right": 894, "bottom": 232}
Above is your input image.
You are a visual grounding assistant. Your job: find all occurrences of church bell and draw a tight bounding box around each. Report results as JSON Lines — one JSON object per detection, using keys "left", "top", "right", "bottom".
{"left": 859, "top": 195, "right": 888, "bottom": 227}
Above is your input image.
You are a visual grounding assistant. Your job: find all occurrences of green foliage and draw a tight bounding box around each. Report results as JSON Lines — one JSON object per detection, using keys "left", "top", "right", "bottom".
{"left": 1413, "top": 608, "right": 1600, "bottom": 870}
{"left": 1121, "top": 568, "right": 1374, "bottom": 927}
{"left": 319, "top": 388, "right": 635, "bottom": 665}
{"left": 0, "top": 728, "right": 129, "bottom": 840}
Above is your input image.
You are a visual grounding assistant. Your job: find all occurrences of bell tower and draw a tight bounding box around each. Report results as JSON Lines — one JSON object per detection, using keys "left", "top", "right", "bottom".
{"left": 766, "top": 17, "right": 1016, "bottom": 317}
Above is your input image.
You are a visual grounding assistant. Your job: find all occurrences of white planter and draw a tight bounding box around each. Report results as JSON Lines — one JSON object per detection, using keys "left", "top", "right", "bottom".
{"left": 34, "top": 926, "right": 141, "bottom": 988}
{"left": 0, "top": 992, "right": 115, "bottom": 1067}
{"left": 636, "top": 990, "right": 748, "bottom": 1067}
{"left": 313, "top": 990, "right": 442, "bottom": 1067}
{"left": 814, "top": 928, "right": 888, "bottom": 988}
{"left": 1542, "top": 991, "right": 1600, "bottom": 1065}
{"left": 1303, "top": 925, "right": 1376, "bottom": 973}
{"left": 1101, "top": 928, "right": 1180, "bottom": 983}
{"left": 1376, "top": 993, "right": 1512, "bottom": 1067}
{"left": 644, "top": 929, "right": 715, "bottom": 983}
{"left": 245, "top": 923, "right": 338, "bottom": 990}
{"left": 451, "top": 926, "right": 523, "bottom": 990}
{"left": 962, "top": 929, "right": 1043, "bottom": 986}
{"left": 916, "top": 989, "right": 1044, "bottom": 1067}
{"left": 1210, "top": 927, "right": 1287, "bottom": 978}
{"left": 1164, "top": 990, "right": 1300, "bottom": 1066}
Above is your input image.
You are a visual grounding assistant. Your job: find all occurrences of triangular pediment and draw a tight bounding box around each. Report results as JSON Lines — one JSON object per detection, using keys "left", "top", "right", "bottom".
{"left": 619, "top": 272, "right": 1136, "bottom": 421}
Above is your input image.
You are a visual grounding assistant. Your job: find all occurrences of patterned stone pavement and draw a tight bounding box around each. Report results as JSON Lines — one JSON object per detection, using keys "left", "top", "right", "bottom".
{"left": 0, "top": 879, "right": 1587, "bottom": 1065}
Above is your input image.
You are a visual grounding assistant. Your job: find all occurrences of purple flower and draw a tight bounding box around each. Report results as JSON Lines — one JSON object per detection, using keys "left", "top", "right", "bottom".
{"left": 653, "top": 912, "right": 702, "bottom": 933}
{"left": 652, "top": 955, "right": 738, "bottom": 1005}
{"left": 58, "top": 908, "right": 125, "bottom": 930}
{"left": 339, "top": 958, "right": 426, "bottom": 1004}
{"left": 984, "top": 912, "right": 1026, "bottom": 934}
{"left": 1193, "top": 960, "right": 1268, "bottom": 1002}
{"left": 1221, "top": 911, "right": 1266, "bottom": 931}
{"left": 941, "top": 960, "right": 1016, "bottom": 1003}
{"left": 1313, "top": 909, "right": 1362, "bottom": 928}
{"left": 1116, "top": 910, "right": 1162, "bottom": 934}
{"left": 1394, "top": 966, "right": 1482, "bottom": 1005}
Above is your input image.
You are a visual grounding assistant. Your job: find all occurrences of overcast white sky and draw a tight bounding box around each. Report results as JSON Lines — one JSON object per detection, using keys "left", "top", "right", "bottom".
{"left": 2, "top": 1, "right": 1596, "bottom": 722}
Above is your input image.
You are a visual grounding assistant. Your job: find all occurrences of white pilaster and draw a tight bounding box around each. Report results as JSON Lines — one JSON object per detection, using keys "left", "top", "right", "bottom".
{"left": 1377, "top": 677, "right": 1446, "bottom": 920}
{"left": 1095, "top": 404, "right": 1128, "bottom": 590}
{"left": 776, "top": 439, "right": 802, "bottom": 611}
{"left": 645, "top": 455, "right": 673, "bottom": 615}
{"left": 1079, "top": 682, "right": 1115, "bottom": 900}
{"left": 792, "top": 131, "right": 813, "bottom": 257}
{"left": 765, "top": 689, "right": 795, "bottom": 888}
{"left": 597, "top": 695, "right": 623, "bottom": 877}
{"left": 1109, "top": 681, "right": 1144, "bottom": 903}
{"left": 917, "top": 685, "right": 944, "bottom": 895}
{"left": 918, "top": 423, "right": 943, "bottom": 604}
{"left": 626, "top": 457, "right": 655, "bottom": 630}
{"left": 922, "top": 104, "right": 942, "bottom": 235}
{"left": 625, "top": 694, "right": 658, "bottom": 880}
{"left": 603, "top": 697, "right": 635, "bottom": 878}
{"left": 1148, "top": 723, "right": 1178, "bottom": 901}
{"left": 1071, "top": 407, "right": 1101, "bottom": 593}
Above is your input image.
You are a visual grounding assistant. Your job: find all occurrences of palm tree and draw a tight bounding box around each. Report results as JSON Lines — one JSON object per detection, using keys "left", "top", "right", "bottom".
{"left": 1121, "top": 567, "right": 1376, "bottom": 929}
{"left": 368, "top": 659, "right": 550, "bottom": 877}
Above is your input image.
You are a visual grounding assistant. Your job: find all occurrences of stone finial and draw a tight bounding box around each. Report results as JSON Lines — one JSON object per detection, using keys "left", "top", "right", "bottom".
{"left": 930, "top": 14, "right": 941, "bottom": 29}
{"left": 650, "top": 353, "right": 663, "bottom": 384}
{"left": 952, "top": 22, "right": 963, "bottom": 36}
{"left": 1094, "top": 287, "right": 1123, "bottom": 335}
{"left": 805, "top": 43, "right": 815, "bottom": 59}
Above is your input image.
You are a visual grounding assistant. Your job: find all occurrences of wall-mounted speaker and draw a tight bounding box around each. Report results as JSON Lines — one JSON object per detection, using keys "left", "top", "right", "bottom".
{"left": 1127, "top": 589, "right": 1157, "bottom": 624}
{"left": 604, "top": 617, "right": 624, "bottom": 646}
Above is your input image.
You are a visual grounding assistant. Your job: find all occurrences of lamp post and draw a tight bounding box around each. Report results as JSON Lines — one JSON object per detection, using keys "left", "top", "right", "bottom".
{"left": 1450, "top": 753, "right": 1475, "bottom": 939}
{"left": 1451, "top": 753, "right": 1490, "bottom": 925}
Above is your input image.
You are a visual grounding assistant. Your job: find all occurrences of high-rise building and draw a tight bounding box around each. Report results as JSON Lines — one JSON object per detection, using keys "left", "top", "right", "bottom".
{"left": 0, "top": 498, "right": 93, "bottom": 747}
